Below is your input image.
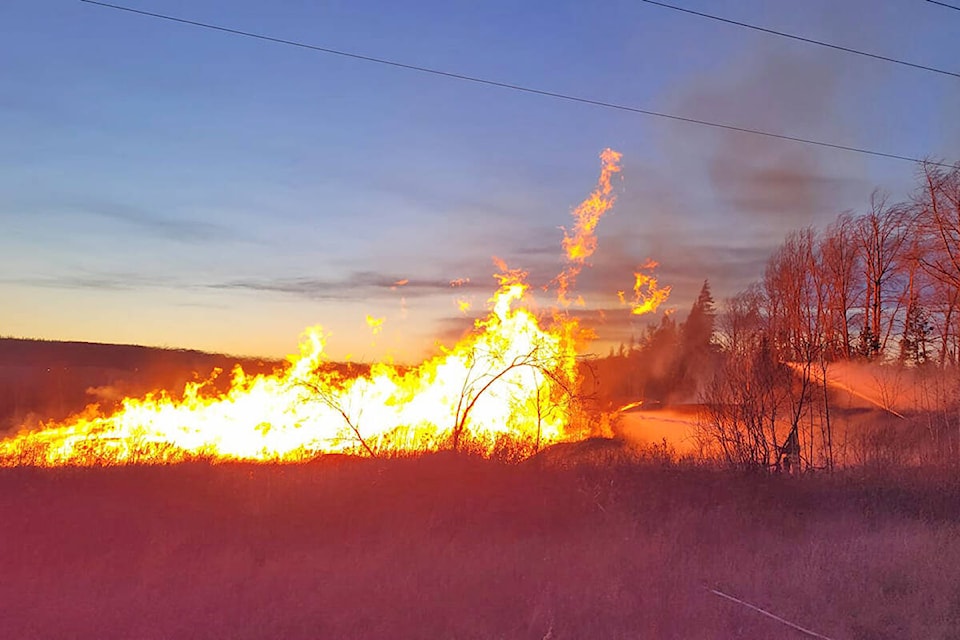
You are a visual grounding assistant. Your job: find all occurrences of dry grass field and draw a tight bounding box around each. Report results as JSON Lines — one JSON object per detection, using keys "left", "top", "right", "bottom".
{"left": 2, "top": 448, "right": 959, "bottom": 639}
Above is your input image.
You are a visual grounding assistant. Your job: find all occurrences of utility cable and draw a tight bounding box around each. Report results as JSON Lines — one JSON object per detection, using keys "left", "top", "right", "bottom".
{"left": 80, "top": 0, "right": 955, "bottom": 168}
{"left": 637, "top": 0, "right": 958, "bottom": 80}
{"left": 926, "top": 0, "right": 960, "bottom": 10}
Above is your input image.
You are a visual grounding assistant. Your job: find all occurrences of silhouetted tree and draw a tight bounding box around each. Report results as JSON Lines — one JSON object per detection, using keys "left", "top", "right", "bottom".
{"left": 855, "top": 193, "right": 910, "bottom": 357}
{"left": 915, "top": 162, "right": 960, "bottom": 364}
{"left": 672, "top": 281, "right": 717, "bottom": 400}
{"left": 818, "top": 213, "right": 861, "bottom": 359}
{"left": 900, "top": 294, "right": 932, "bottom": 366}
{"left": 683, "top": 280, "right": 716, "bottom": 352}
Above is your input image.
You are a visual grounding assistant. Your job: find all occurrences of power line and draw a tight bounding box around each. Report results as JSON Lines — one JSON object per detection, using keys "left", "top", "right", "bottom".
{"left": 926, "top": 0, "right": 960, "bottom": 10}
{"left": 80, "top": 0, "right": 955, "bottom": 169}
{"left": 638, "top": 0, "right": 959, "bottom": 80}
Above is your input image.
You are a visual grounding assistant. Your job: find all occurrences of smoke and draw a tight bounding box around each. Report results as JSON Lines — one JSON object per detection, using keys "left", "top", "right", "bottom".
{"left": 823, "top": 360, "right": 959, "bottom": 416}
{"left": 576, "top": 49, "right": 875, "bottom": 320}
{"left": 85, "top": 385, "right": 124, "bottom": 403}
{"left": 669, "top": 50, "right": 865, "bottom": 224}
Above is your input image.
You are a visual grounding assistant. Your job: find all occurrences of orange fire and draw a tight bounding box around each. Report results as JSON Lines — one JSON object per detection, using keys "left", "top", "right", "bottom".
{"left": 0, "top": 269, "right": 578, "bottom": 466}
{"left": 0, "top": 149, "right": 667, "bottom": 467}
{"left": 365, "top": 315, "right": 385, "bottom": 335}
{"left": 626, "top": 260, "right": 672, "bottom": 316}
{"left": 556, "top": 148, "right": 622, "bottom": 305}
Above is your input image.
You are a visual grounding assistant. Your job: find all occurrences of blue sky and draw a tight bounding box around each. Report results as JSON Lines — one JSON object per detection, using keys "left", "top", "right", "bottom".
{"left": 1, "top": 0, "right": 958, "bottom": 361}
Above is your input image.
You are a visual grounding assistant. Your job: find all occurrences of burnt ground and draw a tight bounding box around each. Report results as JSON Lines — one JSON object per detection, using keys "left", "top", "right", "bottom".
{"left": 2, "top": 453, "right": 959, "bottom": 639}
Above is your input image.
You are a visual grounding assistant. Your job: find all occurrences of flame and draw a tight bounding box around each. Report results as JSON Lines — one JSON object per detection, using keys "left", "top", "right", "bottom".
{"left": 626, "top": 260, "right": 671, "bottom": 316}
{"left": 556, "top": 148, "right": 622, "bottom": 305}
{"left": 0, "top": 270, "right": 579, "bottom": 466}
{"left": 452, "top": 278, "right": 472, "bottom": 313}
{"left": 365, "top": 315, "right": 385, "bottom": 336}
{"left": 0, "top": 149, "right": 668, "bottom": 467}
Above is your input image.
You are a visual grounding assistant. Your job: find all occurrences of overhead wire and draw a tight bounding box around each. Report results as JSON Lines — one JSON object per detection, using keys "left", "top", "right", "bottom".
{"left": 637, "top": 0, "right": 959, "bottom": 80}
{"left": 926, "top": 0, "right": 960, "bottom": 11}
{"left": 79, "top": 0, "right": 955, "bottom": 169}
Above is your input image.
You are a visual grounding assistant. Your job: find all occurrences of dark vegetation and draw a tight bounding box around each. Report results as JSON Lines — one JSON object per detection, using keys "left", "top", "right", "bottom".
{"left": 2, "top": 451, "right": 959, "bottom": 639}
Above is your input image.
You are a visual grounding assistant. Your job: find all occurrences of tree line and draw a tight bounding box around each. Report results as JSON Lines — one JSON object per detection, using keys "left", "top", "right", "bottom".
{"left": 597, "top": 161, "right": 960, "bottom": 471}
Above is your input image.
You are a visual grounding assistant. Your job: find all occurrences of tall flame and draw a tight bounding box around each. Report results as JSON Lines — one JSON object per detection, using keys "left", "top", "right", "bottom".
{"left": 556, "top": 148, "right": 622, "bottom": 305}
{"left": 0, "top": 149, "right": 665, "bottom": 467}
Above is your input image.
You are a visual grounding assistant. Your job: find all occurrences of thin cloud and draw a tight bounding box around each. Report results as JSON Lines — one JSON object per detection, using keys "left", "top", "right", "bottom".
{"left": 85, "top": 200, "right": 240, "bottom": 243}
{"left": 211, "top": 270, "right": 491, "bottom": 302}
{"left": 5, "top": 273, "right": 178, "bottom": 291}
{"left": 4, "top": 193, "right": 245, "bottom": 244}
{"left": 4, "top": 265, "right": 497, "bottom": 300}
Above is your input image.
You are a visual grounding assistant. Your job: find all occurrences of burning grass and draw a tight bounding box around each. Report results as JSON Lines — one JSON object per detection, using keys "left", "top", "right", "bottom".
{"left": 0, "top": 149, "right": 671, "bottom": 467}
{"left": 2, "top": 451, "right": 959, "bottom": 639}
{"left": 4, "top": 147, "right": 958, "bottom": 636}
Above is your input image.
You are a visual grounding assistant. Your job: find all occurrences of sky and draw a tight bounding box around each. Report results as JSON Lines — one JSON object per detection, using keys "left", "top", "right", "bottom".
{"left": 1, "top": 0, "right": 958, "bottom": 362}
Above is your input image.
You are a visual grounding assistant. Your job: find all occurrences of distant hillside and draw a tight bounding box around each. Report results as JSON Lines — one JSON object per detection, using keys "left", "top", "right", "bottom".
{"left": 0, "top": 338, "right": 282, "bottom": 433}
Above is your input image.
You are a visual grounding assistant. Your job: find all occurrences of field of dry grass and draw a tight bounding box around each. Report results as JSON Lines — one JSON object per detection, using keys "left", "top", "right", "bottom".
{"left": 2, "top": 449, "right": 959, "bottom": 639}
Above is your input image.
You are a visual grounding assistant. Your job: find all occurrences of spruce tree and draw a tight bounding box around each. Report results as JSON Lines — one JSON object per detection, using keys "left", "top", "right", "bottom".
{"left": 672, "top": 280, "right": 716, "bottom": 400}
{"left": 899, "top": 296, "right": 931, "bottom": 366}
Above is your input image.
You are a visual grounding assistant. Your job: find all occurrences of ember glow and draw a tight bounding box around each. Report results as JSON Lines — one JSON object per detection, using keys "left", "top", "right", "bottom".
{"left": 365, "top": 315, "right": 385, "bottom": 336}
{"left": 0, "top": 150, "right": 669, "bottom": 466}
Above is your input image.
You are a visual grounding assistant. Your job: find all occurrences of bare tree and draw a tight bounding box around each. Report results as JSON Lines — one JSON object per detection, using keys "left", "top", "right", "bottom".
{"left": 855, "top": 193, "right": 910, "bottom": 357}
{"left": 915, "top": 162, "right": 960, "bottom": 364}
{"left": 818, "top": 213, "right": 861, "bottom": 360}
{"left": 916, "top": 163, "right": 960, "bottom": 290}
{"left": 297, "top": 372, "right": 376, "bottom": 457}
{"left": 698, "top": 163, "right": 960, "bottom": 471}
{"left": 700, "top": 289, "right": 791, "bottom": 469}
{"left": 763, "top": 229, "right": 828, "bottom": 468}
{"left": 451, "top": 341, "right": 578, "bottom": 454}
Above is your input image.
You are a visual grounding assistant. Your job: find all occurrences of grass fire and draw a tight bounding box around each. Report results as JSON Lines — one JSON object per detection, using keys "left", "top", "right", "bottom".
{"left": 0, "top": 150, "right": 669, "bottom": 467}
{"left": 4, "top": 158, "right": 960, "bottom": 640}
{"left": 6, "top": 3, "right": 960, "bottom": 637}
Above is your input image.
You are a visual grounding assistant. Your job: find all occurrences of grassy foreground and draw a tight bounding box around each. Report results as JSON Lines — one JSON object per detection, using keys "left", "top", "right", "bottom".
{"left": 2, "top": 449, "right": 959, "bottom": 639}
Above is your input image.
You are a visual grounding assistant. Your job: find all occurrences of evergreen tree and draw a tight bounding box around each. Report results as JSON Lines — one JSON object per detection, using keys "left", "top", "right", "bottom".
{"left": 857, "top": 325, "right": 881, "bottom": 360}
{"left": 899, "top": 295, "right": 931, "bottom": 366}
{"left": 681, "top": 280, "right": 716, "bottom": 354}
{"left": 671, "top": 280, "right": 717, "bottom": 400}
